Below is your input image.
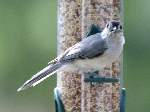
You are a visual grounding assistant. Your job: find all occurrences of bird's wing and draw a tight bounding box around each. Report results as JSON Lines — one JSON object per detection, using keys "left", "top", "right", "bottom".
{"left": 59, "top": 33, "right": 108, "bottom": 63}
{"left": 48, "top": 24, "right": 102, "bottom": 65}
{"left": 48, "top": 47, "right": 72, "bottom": 65}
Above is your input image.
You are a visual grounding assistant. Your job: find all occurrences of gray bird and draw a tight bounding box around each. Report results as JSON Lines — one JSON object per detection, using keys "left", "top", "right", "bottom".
{"left": 17, "top": 20, "right": 125, "bottom": 92}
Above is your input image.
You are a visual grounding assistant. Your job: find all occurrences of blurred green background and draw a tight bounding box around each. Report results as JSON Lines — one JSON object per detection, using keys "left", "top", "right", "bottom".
{"left": 0, "top": 0, "right": 150, "bottom": 112}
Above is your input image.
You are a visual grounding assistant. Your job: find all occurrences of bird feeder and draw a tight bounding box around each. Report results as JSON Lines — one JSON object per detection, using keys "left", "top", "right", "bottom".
{"left": 55, "top": 0, "right": 126, "bottom": 112}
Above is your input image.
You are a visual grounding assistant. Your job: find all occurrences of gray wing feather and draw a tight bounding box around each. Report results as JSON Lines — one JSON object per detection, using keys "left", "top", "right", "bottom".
{"left": 17, "top": 63, "right": 62, "bottom": 91}
{"left": 59, "top": 33, "right": 108, "bottom": 63}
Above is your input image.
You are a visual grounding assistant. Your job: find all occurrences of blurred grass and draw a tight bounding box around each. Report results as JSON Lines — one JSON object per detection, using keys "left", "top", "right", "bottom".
{"left": 124, "top": 0, "right": 150, "bottom": 112}
{"left": 0, "top": 0, "right": 150, "bottom": 112}
{"left": 0, "top": 0, "right": 57, "bottom": 112}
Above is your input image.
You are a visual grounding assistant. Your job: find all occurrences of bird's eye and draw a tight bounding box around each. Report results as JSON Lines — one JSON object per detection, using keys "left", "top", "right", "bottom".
{"left": 120, "top": 25, "right": 122, "bottom": 30}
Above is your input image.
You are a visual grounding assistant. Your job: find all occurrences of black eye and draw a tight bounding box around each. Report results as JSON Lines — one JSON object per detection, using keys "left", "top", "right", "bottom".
{"left": 120, "top": 25, "right": 122, "bottom": 29}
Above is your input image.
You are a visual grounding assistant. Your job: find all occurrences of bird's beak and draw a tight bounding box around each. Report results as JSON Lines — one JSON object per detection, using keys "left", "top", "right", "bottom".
{"left": 113, "top": 26, "right": 117, "bottom": 30}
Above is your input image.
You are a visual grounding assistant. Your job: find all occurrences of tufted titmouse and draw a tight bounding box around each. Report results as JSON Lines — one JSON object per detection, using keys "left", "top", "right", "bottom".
{"left": 17, "top": 20, "right": 125, "bottom": 92}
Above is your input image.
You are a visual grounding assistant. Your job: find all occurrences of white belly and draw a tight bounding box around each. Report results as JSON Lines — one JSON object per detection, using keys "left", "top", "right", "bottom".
{"left": 74, "top": 53, "right": 115, "bottom": 72}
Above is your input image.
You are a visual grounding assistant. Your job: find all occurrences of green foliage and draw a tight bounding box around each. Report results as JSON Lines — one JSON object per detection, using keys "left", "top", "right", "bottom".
{"left": 0, "top": 0, "right": 56, "bottom": 112}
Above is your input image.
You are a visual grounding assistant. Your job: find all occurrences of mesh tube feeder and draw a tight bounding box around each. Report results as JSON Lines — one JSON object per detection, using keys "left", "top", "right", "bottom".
{"left": 54, "top": 0, "right": 126, "bottom": 112}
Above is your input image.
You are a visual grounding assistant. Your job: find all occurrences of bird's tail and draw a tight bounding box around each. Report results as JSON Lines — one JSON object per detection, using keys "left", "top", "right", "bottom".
{"left": 17, "top": 63, "right": 62, "bottom": 92}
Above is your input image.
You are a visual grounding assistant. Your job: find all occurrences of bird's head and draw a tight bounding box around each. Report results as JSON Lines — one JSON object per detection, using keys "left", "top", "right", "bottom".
{"left": 106, "top": 20, "right": 123, "bottom": 33}
{"left": 101, "top": 20, "right": 123, "bottom": 39}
